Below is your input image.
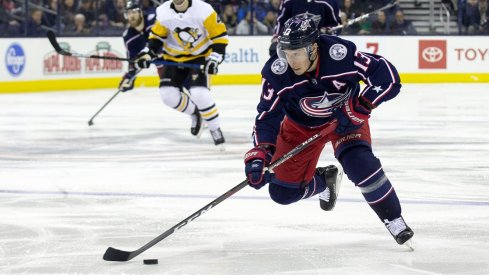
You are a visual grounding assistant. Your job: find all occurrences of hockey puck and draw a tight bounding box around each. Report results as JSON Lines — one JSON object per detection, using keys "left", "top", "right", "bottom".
{"left": 143, "top": 259, "right": 158, "bottom": 265}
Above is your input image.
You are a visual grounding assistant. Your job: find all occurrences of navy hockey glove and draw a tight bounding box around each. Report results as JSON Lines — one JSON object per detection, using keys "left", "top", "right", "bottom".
{"left": 204, "top": 52, "right": 223, "bottom": 75}
{"left": 333, "top": 97, "right": 371, "bottom": 135}
{"left": 134, "top": 49, "right": 157, "bottom": 70}
{"left": 244, "top": 146, "right": 273, "bottom": 189}
{"left": 118, "top": 69, "right": 138, "bottom": 92}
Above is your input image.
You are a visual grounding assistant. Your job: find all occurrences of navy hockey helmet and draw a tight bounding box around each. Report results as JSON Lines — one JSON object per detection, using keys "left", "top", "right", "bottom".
{"left": 126, "top": 0, "right": 141, "bottom": 11}
{"left": 278, "top": 13, "right": 319, "bottom": 51}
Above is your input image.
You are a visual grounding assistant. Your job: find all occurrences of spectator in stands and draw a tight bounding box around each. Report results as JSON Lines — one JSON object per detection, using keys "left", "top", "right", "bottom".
{"left": 42, "top": 0, "right": 58, "bottom": 27}
{"left": 341, "top": 0, "right": 361, "bottom": 33}
{"left": 354, "top": 0, "right": 377, "bottom": 12}
{"left": 237, "top": 1, "right": 250, "bottom": 22}
{"left": 26, "top": 9, "right": 45, "bottom": 36}
{"left": 106, "top": 0, "right": 126, "bottom": 29}
{"left": 263, "top": 10, "right": 277, "bottom": 34}
{"left": 481, "top": 0, "right": 489, "bottom": 33}
{"left": 68, "top": 13, "right": 91, "bottom": 35}
{"left": 339, "top": 11, "right": 358, "bottom": 34}
{"left": 459, "top": 0, "right": 482, "bottom": 34}
{"left": 2, "top": 0, "right": 23, "bottom": 36}
{"left": 390, "top": 9, "right": 417, "bottom": 35}
{"left": 236, "top": 10, "right": 269, "bottom": 35}
{"left": 342, "top": 0, "right": 359, "bottom": 19}
{"left": 141, "top": 0, "right": 156, "bottom": 14}
{"left": 62, "top": 0, "right": 77, "bottom": 31}
{"left": 207, "top": 0, "right": 223, "bottom": 14}
{"left": 77, "top": 0, "right": 96, "bottom": 27}
{"left": 221, "top": 4, "right": 238, "bottom": 34}
{"left": 237, "top": 0, "right": 267, "bottom": 22}
{"left": 252, "top": 0, "right": 268, "bottom": 22}
{"left": 370, "top": 10, "right": 387, "bottom": 34}
{"left": 268, "top": 0, "right": 281, "bottom": 13}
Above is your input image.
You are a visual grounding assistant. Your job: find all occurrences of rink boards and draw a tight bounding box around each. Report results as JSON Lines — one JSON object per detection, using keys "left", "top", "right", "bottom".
{"left": 1, "top": 35, "right": 489, "bottom": 93}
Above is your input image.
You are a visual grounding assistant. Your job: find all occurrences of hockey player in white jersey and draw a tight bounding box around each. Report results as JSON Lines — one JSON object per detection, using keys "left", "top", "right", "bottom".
{"left": 134, "top": 0, "right": 228, "bottom": 147}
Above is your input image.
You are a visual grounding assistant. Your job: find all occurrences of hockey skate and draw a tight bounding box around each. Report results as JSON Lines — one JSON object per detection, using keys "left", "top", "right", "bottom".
{"left": 210, "top": 128, "right": 225, "bottom": 150}
{"left": 190, "top": 108, "right": 203, "bottom": 137}
{"left": 317, "top": 165, "right": 343, "bottom": 211}
{"left": 384, "top": 216, "right": 414, "bottom": 249}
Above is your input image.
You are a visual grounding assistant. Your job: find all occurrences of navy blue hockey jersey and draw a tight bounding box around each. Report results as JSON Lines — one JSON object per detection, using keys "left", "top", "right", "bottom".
{"left": 274, "top": 0, "right": 341, "bottom": 36}
{"left": 122, "top": 12, "right": 156, "bottom": 59}
{"left": 253, "top": 35, "right": 401, "bottom": 146}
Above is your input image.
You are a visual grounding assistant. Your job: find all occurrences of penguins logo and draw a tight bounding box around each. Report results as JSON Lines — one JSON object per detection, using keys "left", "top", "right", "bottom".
{"left": 174, "top": 27, "right": 201, "bottom": 51}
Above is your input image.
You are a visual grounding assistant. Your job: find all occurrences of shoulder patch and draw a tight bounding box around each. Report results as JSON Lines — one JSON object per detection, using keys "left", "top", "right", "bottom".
{"left": 271, "top": 58, "right": 288, "bottom": 75}
{"left": 329, "top": 44, "right": 347, "bottom": 61}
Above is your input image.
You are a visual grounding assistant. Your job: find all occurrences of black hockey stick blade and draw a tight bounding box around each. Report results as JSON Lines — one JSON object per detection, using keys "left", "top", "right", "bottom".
{"left": 47, "top": 31, "right": 71, "bottom": 56}
{"left": 103, "top": 247, "right": 134, "bottom": 261}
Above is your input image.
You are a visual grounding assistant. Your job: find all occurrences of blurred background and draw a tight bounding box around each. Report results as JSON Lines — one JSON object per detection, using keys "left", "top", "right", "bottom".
{"left": 1, "top": 0, "right": 488, "bottom": 37}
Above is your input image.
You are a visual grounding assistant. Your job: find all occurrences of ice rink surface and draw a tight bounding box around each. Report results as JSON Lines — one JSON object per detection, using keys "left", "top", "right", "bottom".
{"left": 1, "top": 84, "right": 489, "bottom": 274}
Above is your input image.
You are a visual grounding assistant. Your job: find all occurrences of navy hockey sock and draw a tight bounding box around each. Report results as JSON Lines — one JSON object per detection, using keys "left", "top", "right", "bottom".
{"left": 339, "top": 146, "right": 401, "bottom": 221}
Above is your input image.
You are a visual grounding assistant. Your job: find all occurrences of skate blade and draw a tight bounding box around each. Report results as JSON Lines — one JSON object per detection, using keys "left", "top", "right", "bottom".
{"left": 216, "top": 144, "right": 225, "bottom": 152}
{"left": 404, "top": 239, "right": 414, "bottom": 251}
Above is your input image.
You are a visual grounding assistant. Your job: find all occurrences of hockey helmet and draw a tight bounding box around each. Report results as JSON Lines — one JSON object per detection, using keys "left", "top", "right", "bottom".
{"left": 126, "top": 0, "right": 141, "bottom": 11}
{"left": 278, "top": 13, "right": 319, "bottom": 51}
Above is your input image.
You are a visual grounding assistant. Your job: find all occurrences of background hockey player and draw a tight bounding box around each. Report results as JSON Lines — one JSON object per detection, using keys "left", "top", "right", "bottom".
{"left": 134, "top": 0, "right": 228, "bottom": 147}
{"left": 269, "top": 0, "right": 342, "bottom": 55}
{"left": 244, "top": 14, "right": 414, "bottom": 246}
{"left": 119, "top": 0, "right": 156, "bottom": 95}
{"left": 119, "top": 0, "right": 201, "bottom": 138}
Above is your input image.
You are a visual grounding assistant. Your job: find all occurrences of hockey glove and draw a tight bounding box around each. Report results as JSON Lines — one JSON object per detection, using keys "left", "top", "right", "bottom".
{"left": 244, "top": 146, "right": 273, "bottom": 190}
{"left": 118, "top": 69, "right": 138, "bottom": 92}
{"left": 134, "top": 49, "right": 157, "bottom": 70}
{"left": 204, "top": 52, "right": 223, "bottom": 75}
{"left": 333, "top": 96, "right": 371, "bottom": 135}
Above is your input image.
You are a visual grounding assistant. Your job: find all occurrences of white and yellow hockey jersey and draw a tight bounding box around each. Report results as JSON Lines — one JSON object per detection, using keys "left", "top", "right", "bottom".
{"left": 149, "top": 0, "right": 228, "bottom": 63}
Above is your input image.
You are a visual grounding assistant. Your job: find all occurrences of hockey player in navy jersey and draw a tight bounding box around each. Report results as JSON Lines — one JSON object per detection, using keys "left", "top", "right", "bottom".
{"left": 133, "top": 0, "right": 228, "bottom": 147}
{"left": 269, "top": 0, "right": 342, "bottom": 55}
{"left": 244, "top": 14, "right": 414, "bottom": 246}
{"left": 119, "top": 0, "right": 203, "bottom": 138}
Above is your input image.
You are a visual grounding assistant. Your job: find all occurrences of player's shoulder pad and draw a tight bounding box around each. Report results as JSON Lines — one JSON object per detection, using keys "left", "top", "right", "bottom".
{"left": 192, "top": 0, "right": 216, "bottom": 16}
{"left": 317, "top": 34, "right": 356, "bottom": 62}
{"left": 155, "top": 1, "right": 172, "bottom": 21}
{"left": 146, "top": 12, "right": 156, "bottom": 22}
{"left": 262, "top": 55, "right": 289, "bottom": 89}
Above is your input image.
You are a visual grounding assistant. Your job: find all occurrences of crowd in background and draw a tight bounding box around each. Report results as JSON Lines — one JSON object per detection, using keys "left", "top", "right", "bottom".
{"left": 1, "top": 0, "right": 488, "bottom": 37}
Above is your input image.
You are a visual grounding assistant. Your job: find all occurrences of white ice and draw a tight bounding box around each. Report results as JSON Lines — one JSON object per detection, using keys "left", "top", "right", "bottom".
{"left": 1, "top": 84, "right": 489, "bottom": 274}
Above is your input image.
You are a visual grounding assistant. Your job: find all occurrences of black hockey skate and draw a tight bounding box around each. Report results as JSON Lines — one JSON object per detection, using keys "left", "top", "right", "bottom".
{"left": 190, "top": 108, "right": 203, "bottom": 137}
{"left": 210, "top": 128, "right": 225, "bottom": 147}
{"left": 317, "top": 165, "right": 343, "bottom": 211}
{"left": 384, "top": 216, "right": 414, "bottom": 245}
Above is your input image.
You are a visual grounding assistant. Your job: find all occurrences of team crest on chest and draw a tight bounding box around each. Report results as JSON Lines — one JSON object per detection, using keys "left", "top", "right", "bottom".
{"left": 174, "top": 27, "right": 201, "bottom": 50}
{"left": 271, "top": 58, "right": 288, "bottom": 75}
{"left": 299, "top": 88, "right": 352, "bottom": 117}
{"left": 329, "top": 44, "right": 347, "bottom": 61}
